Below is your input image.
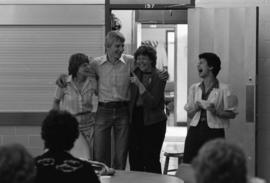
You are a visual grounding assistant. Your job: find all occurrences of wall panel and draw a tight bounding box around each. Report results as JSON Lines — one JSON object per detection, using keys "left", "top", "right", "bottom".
{"left": 0, "top": 4, "right": 105, "bottom": 125}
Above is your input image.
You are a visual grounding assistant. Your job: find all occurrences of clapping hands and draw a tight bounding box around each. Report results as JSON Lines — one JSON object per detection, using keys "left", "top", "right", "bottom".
{"left": 196, "top": 100, "right": 217, "bottom": 113}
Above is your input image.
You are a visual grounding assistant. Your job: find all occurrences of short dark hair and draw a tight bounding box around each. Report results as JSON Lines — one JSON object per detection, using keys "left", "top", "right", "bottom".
{"left": 192, "top": 139, "right": 247, "bottom": 183}
{"left": 199, "top": 52, "right": 221, "bottom": 77}
{"left": 105, "top": 31, "right": 125, "bottom": 49}
{"left": 134, "top": 45, "right": 157, "bottom": 68}
{"left": 68, "top": 53, "right": 89, "bottom": 78}
{"left": 0, "top": 143, "right": 36, "bottom": 183}
{"left": 41, "top": 110, "right": 79, "bottom": 151}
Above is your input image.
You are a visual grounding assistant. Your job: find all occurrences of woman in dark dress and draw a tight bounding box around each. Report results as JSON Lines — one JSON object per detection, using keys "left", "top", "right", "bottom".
{"left": 129, "top": 45, "right": 167, "bottom": 174}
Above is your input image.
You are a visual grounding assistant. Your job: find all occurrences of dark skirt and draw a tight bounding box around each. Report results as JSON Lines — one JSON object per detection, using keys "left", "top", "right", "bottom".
{"left": 183, "top": 120, "right": 225, "bottom": 163}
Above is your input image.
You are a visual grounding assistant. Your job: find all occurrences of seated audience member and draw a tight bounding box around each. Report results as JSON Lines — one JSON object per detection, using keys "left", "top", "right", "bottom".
{"left": 0, "top": 143, "right": 36, "bottom": 183}
{"left": 175, "top": 163, "right": 196, "bottom": 183}
{"left": 35, "top": 110, "right": 100, "bottom": 183}
{"left": 192, "top": 139, "right": 247, "bottom": 183}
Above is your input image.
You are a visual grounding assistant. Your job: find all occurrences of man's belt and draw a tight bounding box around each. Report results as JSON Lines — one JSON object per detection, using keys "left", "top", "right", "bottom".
{"left": 98, "top": 101, "right": 129, "bottom": 108}
{"left": 75, "top": 111, "right": 92, "bottom": 116}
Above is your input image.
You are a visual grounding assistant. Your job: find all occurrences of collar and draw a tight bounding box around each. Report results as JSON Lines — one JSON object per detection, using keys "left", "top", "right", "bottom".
{"left": 67, "top": 75, "right": 72, "bottom": 83}
{"left": 44, "top": 150, "right": 72, "bottom": 157}
{"left": 142, "top": 71, "right": 152, "bottom": 75}
{"left": 199, "top": 78, "right": 219, "bottom": 90}
{"left": 99, "top": 54, "right": 126, "bottom": 65}
{"left": 68, "top": 76, "right": 90, "bottom": 88}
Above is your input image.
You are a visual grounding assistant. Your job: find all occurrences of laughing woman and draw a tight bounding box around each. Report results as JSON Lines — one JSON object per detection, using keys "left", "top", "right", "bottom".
{"left": 52, "top": 53, "right": 97, "bottom": 160}
{"left": 129, "top": 45, "right": 167, "bottom": 174}
{"left": 183, "top": 52, "right": 238, "bottom": 163}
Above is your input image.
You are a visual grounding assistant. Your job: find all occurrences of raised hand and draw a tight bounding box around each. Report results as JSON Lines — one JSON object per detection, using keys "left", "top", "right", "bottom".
{"left": 56, "top": 74, "right": 68, "bottom": 88}
{"left": 130, "top": 72, "right": 146, "bottom": 94}
{"left": 130, "top": 72, "right": 141, "bottom": 87}
{"left": 157, "top": 69, "right": 169, "bottom": 81}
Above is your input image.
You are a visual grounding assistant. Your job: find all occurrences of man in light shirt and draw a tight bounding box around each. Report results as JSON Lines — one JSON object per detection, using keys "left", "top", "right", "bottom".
{"left": 92, "top": 31, "right": 133, "bottom": 170}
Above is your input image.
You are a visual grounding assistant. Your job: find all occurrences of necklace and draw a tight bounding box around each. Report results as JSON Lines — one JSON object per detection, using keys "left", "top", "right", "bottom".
{"left": 73, "top": 78, "right": 86, "bottom": 93}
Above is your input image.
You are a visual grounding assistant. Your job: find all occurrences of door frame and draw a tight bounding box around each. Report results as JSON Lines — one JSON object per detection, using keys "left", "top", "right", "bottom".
{"left": 105, "top": 0, "right": 195, "bottom": 34}
{"left": 255, "top": 6, "right": 259, "bottom": 176}
{"left": 105, "top": 0, "right": 194, "bottom": 127}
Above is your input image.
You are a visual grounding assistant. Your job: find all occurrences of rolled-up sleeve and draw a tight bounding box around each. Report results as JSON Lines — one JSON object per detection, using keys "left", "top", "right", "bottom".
{"left": 54, "top": 86, "right": 64, "bottom": 101}
{"left": 184, "top": 84, "right": 196, "bottom": 112}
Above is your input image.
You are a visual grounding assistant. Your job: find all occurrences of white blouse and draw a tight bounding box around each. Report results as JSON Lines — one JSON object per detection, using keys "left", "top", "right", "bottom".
{"left": 184, "top": 82, "right": 238, "bottom": 129}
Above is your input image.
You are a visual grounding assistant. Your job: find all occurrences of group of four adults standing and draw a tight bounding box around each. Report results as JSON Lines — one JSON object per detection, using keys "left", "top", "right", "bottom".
{"left": 53, "top": 29, "right": 238, "bottom": 173}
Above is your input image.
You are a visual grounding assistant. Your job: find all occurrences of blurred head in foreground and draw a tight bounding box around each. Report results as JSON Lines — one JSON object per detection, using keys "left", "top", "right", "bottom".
{"left": 0, "top": 143, "right": 36, "bottom": 183}
{"left": 192, "top": 139, "right": 247, "bottom": 183}
{"left": 41, "top": 110, "right": 79, "bottom": 152}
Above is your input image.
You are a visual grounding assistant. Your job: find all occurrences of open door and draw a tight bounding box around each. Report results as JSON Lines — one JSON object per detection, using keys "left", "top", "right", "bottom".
{"left": 188, "top": 7, "right": 257, "bottom": 174}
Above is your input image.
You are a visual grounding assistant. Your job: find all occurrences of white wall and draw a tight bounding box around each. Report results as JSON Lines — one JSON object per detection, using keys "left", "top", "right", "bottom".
{"left": 142, "top": 28, "right": 168, "bottom": 45}
{"left": 113, "top": 10, "right": 134, "bottom": 55}
{"left": 0, "top": 5, "right": 104, "bottom": 25}
{"left": 197, "top": 0, "right": 270, "bottom": 182}
{"left": 196, "top": 0, "right": 269, "bottom": 7}
{"left": 0, "top": 2, "right": 105, "bottom": 158}
{"left": 176, "top": 25, "right": 188, "bottom": 123}
{"left": 141, "top": 28, "right": 171, "bottom": 71}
